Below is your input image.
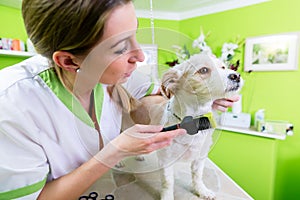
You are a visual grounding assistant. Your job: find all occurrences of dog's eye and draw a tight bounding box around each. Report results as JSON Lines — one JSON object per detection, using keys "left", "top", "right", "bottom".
{"left": 197, "top": 67, "right": 209, "bottom": 74}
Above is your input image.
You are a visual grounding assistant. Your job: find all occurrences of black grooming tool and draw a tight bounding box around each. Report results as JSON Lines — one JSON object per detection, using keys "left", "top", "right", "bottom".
{"left": 161, "top": 113, "right": 216, "bottom": 135}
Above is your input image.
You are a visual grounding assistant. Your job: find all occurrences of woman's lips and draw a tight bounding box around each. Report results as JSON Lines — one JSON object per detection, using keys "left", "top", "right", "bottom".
{"left": 124, "top": 72, "right": 132, "bottom": 77}
{"left": 124, "top": 68, "right": 136, "bottom": 78}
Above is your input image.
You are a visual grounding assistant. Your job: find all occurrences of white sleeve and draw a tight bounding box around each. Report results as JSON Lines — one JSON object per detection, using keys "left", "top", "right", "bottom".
{"left": 123, "top": 70, "right": 160, "bottom": 99}
{"left": 0, "top": 95, "right": 49, "bottom": 199}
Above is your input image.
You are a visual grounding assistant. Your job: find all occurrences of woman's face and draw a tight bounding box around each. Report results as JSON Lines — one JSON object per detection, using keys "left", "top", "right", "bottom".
{"left": 84, "top": 2, "right": 145, "bottom": 85}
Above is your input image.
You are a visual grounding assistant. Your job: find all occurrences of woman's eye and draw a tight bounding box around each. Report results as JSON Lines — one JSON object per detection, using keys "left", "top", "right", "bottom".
{"left": 197, "top": 67, "right": 209, "bottom": 74}
{"left": 114, "top": 47, "right": 128, "bottom": 54}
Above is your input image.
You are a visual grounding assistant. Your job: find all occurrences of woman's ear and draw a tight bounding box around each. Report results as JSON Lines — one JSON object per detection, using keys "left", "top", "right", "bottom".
{"left": 52, "top": 51, "right": 81, "bottom": 72}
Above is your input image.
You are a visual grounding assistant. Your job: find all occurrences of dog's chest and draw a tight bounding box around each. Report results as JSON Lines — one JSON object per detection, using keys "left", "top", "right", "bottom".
{"left": 161, "top": 129, "right": 214, "bottom": 161}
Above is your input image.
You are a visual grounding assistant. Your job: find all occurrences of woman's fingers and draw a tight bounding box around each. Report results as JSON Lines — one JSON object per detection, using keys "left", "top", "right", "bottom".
{"left": 212, "top": 95, "right": 240, "bottom": 112}
{"left": 116, "top": 125, "right": 186, "bottom": 155}
{"left": 212, "top": 103, "right": 228, "bottom": 112}
{"left": 227, "top": 95, "right": 240, "bottom": 102}
{"left": 132, "top": 124, "right": 164, "bottom": 133}
{"left": 142, "top": 129, "right": 186, "bottom": 154}
{"left": 150, "top": 129, "right": 186, "bottom": 143}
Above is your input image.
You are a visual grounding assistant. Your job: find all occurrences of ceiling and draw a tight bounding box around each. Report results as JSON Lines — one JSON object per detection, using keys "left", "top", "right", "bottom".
{"left": 134, "top": 0, "right": 270, "bottom": 20}
{"left": 0, "top": 0, "right": 270, "bottom": 20}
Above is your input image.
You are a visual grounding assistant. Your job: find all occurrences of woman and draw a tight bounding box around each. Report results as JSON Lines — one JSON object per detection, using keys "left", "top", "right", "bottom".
{"left": 0, "top": 0, "right": 238, "bottom": 199}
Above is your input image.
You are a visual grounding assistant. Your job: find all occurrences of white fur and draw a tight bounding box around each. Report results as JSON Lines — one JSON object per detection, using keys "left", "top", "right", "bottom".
{"left": 151, "top": 53, "right": 243, "bottom": 200}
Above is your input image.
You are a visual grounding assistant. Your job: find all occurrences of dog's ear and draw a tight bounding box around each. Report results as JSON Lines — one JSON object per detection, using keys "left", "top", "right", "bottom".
{"left": 160, "top": 69, "right": 182, "bottom": 99}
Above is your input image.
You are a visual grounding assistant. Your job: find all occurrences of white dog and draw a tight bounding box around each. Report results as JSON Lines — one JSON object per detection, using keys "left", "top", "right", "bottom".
{"left": 139, "top": 53, "right": 243, "bottom": 200}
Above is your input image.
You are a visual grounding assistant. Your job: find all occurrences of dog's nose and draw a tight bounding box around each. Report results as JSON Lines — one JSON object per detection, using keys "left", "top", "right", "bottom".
{"left": 228, "top": 73, "right": 240, "bottom": 82}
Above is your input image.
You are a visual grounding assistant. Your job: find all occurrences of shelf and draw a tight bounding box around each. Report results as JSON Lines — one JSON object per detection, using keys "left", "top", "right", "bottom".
{"left": 216, "top": 125, "right": 286, "bottom": 140}
{"left": 0, "top": 50, "right": 36, "bottom": 57}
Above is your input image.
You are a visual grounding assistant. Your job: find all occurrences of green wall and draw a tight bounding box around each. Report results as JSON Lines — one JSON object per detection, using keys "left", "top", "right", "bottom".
{"left": 0, "top": 5, "right": 28, "bottom": 69}
{"left": 178, "top": 0, "right": 300, "bottom": 199}
{"left": 210, "top": 130, "right": 278, "bottom": 200}
{"left": 1, "top": 1, "right": 300, "bottom": 199}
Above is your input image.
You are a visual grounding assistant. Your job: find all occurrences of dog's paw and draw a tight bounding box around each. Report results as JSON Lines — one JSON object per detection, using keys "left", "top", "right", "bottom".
{"left": 160, "top": 190, "right": 174, "bottom": 200}
{"left": 135, "top": 155, "right": 145, "bottom": 161}
{"left": 193, "top": 186, "right": 216, "bottom": 200}
{"left": 114, "top": 160, "right": 125, "bottom": 168}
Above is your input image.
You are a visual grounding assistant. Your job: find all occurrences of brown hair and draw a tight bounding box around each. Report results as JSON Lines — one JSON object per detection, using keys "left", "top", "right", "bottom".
{"left": 22, "top": 0, "right": 132, "bottom": 60}
{"left": 22, "top": 0, "right": 132, "bottom": 91}
{"left": 22, "top": 0, "right": 143, "bottom": 117}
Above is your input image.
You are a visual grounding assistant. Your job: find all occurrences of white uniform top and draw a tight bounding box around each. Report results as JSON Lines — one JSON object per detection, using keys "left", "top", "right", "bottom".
{"left": 0, "top": 55, "right": 159, "bottom": 199}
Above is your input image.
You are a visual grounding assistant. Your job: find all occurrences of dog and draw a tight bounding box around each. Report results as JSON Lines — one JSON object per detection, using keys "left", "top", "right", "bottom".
{"left": 134, "top": 53, "right": 242, "bottom": 200}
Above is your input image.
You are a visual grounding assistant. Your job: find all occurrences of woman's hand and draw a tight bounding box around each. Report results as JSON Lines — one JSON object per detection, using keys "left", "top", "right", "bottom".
{"left": 114, "top": 124, "right": 186, "bottom": 155}
{"left": 94, "top": 124, "right": 186, "bottom": 167}
{"left": 212, "top": 95, "right": 240, "bottom": 112}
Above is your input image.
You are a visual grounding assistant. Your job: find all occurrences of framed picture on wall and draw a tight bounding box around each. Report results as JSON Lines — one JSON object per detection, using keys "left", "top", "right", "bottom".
{"left": 244, "top": 32, "right": 300, "bottom": 72}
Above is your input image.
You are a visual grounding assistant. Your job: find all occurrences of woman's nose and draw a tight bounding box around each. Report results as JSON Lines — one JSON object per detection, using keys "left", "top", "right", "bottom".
{"left": 129, "top": 44, "right": 145, "bottom": 63}
{"left": 136, "top": 47, "right": 145, "bottom": 62}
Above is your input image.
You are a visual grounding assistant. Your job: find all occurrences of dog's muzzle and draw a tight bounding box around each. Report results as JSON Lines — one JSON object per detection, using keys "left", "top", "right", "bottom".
{"left": 225, "top": 73, "right": 242, "bottom": 92}
{"left": 228, "top": 73, "right": 240, "bottom": 82}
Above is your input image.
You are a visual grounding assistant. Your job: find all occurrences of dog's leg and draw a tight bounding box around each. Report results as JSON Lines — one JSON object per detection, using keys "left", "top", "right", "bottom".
{"left": 114, "top": 161, "right": 126, "bottom": 168}
{"left": 160, "top": 165, "right": 175, "bottom": 200}
{"left": 135, "top": 155, "right": 145, "bottom": 161}
{"left": 191, "top": 158, "right": 216, "bottom": 200}
{"left": 191, "top": 129, "right": 216, "bottom": 199}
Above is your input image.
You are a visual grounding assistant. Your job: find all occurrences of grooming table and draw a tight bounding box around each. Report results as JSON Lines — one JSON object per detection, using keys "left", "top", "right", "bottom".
{"left": 83, "top": 155, "right": 253, "bottom": 200}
